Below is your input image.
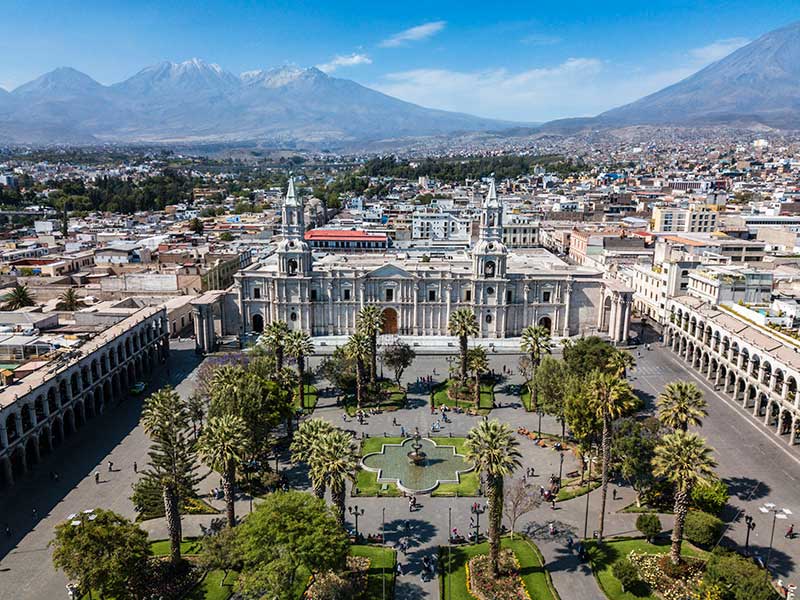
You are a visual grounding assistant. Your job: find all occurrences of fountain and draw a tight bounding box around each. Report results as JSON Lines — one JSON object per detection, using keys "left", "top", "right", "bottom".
{"left": 407, "top": 429, "right": 427, "bottom": 465}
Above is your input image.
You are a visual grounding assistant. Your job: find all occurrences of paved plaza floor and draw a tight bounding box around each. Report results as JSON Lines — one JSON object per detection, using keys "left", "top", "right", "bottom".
{"left": 1, "top": 335, "right": 800, "bottom": 599}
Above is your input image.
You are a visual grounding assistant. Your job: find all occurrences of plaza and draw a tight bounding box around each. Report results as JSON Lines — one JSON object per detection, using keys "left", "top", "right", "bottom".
{"left": 1, "top": 330, "right": 799, "bottom": 599}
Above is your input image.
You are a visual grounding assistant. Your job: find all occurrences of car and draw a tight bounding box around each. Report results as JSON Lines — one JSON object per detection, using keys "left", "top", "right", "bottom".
{"left": 130, "top": 382, "right": 146, "bottom": 395}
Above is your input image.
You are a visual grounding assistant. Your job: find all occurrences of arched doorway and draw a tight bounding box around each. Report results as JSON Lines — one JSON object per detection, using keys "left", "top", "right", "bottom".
{"left": 600, "top": 296, "right": 612, "bottom": 332}
{"left": 252, "top": 314, "right": 264, "bottom": 334}
{"left": 381, "top": 308, "right": 398, "bottom": 335}
{"left": 538, "top": 315, "right": 552, "bottom": 334}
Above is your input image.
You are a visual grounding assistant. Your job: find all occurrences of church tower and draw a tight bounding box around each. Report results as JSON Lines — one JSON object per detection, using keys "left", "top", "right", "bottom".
{"left": 276, "top": 177, "right": 311, "bottom": 276}
{"left": 473, "top": 179, "right": 507, "bottom": 278}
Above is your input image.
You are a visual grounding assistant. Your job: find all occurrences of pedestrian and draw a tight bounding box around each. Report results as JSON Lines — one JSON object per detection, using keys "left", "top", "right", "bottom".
{"left": 133, "top": 461, "right": 138, "bottom": 473}
{"left": 409, "top": 497, "right": 414, "bottom": 512}
{"left": 108, "top": 461, "right": 113, "bottom": 472}
{"left": 551, "top": 498, "right": 556, "bottom": 510}
{"left": 396, "top": 562, "right": 403, "bottom": 576}
{"left": 94, "top": 471, "right": 100, "bottom": 484}
{"left": 400, "top": 425, "right": 406, "bottom": 437}
{"left": 539, "top": 485, "right": 545, "bottom": 497}
{"left": 392, "top": 417, "right": 398, "bottom": 426}
{"left": 787, "top": 524, "right": 795, "bottom": 539}
{"left": 612, "top": 489, "right": 618, "bottom": 501}
{"left": 566, "top": 536, "right": 573, "bottom": 551}
{"left": 549, "top": 523, "right": 555, "bottom": 536}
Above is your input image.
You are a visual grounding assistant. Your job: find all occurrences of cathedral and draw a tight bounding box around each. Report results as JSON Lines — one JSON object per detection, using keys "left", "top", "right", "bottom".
{"left": 233, "top": 179, "right": 632, "bottom": 341}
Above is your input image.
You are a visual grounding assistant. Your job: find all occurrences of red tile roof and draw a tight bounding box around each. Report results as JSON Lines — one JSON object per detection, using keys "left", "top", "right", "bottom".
{"left": 305, "top": 230, "right": 387, "bottom": 242}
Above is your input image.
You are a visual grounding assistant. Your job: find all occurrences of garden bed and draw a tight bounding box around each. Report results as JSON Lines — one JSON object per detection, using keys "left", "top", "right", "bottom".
{"left": 344, "top": 380, "right": 406, "bottom": 416}
{"left": 431, "top": 380, "right": 494, "bottom": 414}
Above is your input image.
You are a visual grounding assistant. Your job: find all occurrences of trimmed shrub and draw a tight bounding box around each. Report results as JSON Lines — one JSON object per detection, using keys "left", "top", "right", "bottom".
{"left": 691, "top": 479, "right": 729, "bottom": 516}
{"left": 636, "top": 513, "right": 662, "bottom": 541}
{"left": 612, "top": 558, "right": 640, "bottom": 593}
{"left": 703, "top": 548, "right": 781, "bottom": 600}
{"left": 684, "top": 510, "right": 724, "bottom": 548}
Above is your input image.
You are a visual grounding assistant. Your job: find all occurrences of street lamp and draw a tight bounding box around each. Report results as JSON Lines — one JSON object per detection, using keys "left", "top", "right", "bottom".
{"left": 759, "top": 502, "right": 792, "bottom": 582}
{"left": 558, "top": 452, "right": 565, "bottom": 484}
{"left": 744, "top": 514, "right": 756, "bottom": 556}
{"left": 69, "top": 509, "right": 97, "bottom": 600}
{"left": 381, "top": 507, "right": 386, "bottom": 600}
{"left": 349, "top": 505, "right": 365, "bottom": 540}
{"left": 470, "top": 502, "right": 486, "bottom": 542}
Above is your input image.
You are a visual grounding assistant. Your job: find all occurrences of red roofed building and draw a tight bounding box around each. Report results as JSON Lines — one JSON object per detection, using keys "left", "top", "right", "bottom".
{"left": 304, "top": 229, "right": 390, "bottom": 252}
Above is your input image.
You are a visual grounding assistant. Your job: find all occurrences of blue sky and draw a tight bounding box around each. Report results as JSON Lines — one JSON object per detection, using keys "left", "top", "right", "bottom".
{"left": 2, "top": 0, "right": 799, "bottom": 121}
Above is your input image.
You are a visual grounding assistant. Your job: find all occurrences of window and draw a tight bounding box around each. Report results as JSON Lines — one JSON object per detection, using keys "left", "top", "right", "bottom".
{"left": 386, "top": 288, "right": 394, "bottom": 302}
{"left": 253, "top": 287, "right": 261, "bottom": 299}
{"left": 542, "top": 291, "right": 551, "bottom": 303}
{"left": 465, "top": 290, "right": 472, "bottom": 302}
{"left": 428, "top": 289, "right": 437, "bottom": 302}
{"left": 487, "top": 287, "right": 495, "bottom": 296}
{"left": 343, "top": 289, "right": 351, "bottom": 301}
{"left": 506, "top": 290, "right": 513, "bottom": 302}
{"left": 310, "top": 289, "right": 318, "bottom": 301}
{"left": 485, "top": 314, "right": 493, "bottom": 323}
{"left": 290, "top": 312, "right": 297, "bottom": 322}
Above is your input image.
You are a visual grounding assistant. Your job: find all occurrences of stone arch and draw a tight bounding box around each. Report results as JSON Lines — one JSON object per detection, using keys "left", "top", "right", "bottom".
{"left": 773, "top": 368, "right": 785, "bottom": 394}
{"left": 58, "top": 379, "right": 68, "bottom": 404}
{"left": 47, "top": 388, "right": 58, "bottom": 413}
{"left": 538, "top": 315, "right": 553, "bottom": 334}
{"left": 38, "top": 427, "right": 51, "bottom": 456}
{"left": 81, "top": 366, "right": 91, "bottom": 389}
{"left": 381, "top": 308, "right": 398, "bottom": 335}
{"left": 21, "top": 404, "right": 34, "bottom": 433}
{"left": 34, "top": 396, "right": 46, "bottom": 424}
{"left": 252, "top": 313, "right": 264, "bottom": 334}
{"left": 70, "top": 372, "right": 80, "bottom": 396}
{"left": 4, "top": 413, "right": 19, "bottom": 443}
{"left": 91, "top": 359, "right": 99, "bottom": 381}
{"left": 761, "top": 361, "right": 773, "bottom": 386}
{"left": 600, "top": 296, "right": 612, "bottom": 332}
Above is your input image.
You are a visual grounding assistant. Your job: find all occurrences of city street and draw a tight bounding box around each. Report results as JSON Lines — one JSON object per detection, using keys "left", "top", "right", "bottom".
{"left": 1, "top": 338, "right": 800, "bottom": 599}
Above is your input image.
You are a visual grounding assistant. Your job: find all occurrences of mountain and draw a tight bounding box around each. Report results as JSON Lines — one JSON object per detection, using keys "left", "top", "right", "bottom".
{"left": 0, "top": 59, "right": 513, "bottom": 145}
{"left": 597, "top": 21, "right": 800, "bottom": 129}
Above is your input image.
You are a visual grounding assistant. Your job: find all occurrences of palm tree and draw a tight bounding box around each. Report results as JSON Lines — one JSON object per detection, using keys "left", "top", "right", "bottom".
{"left": 345, "top": 332, "right": 371, "bottom": 409}
{"left": 520, "top": 325, "right": 552, "bottom": 415}
{"left": 290, "top": 418, "right": 334, "bottom": 498}
{"left": 285, "top": 331, "right": 314, "bottom": 412}
{"left": 467, "top": 347, "right": 489, "bottom": 407}
{"left": 140, "top": 387, "right": 198, "bottom": 564}
{"left": 309, "top": 429, "right": 359, "bottom": 527}
{"left": 653, "top": 431, "right": 717, "bottom": 564}
{"left": 464, "top": 419, "right": 522, "bottom": 576}
{"left": 448, "top": 308, "right": 478, "bottom": 383}
{"left": 607, "top": 348, "right": 635, "bottom": 378}
{"left": 657, "top": 381, "right": 708, "bottom": 432}
{"left": 260, "top": 321, "right": 290, "bottom": 370}
{"left": 357, "top": 305, "right": 384, "bottom": 386}
{"left": 587, "top": 370, "right": 637, "bottom": 542}
{"left": 2, "top": 284, "right": 35, "bottom": 310}
{"left": 56, "top": 288, "right": 83, "bottom": 311}
{"left": 198, "top": 414, "right": 249, "bottom": 528}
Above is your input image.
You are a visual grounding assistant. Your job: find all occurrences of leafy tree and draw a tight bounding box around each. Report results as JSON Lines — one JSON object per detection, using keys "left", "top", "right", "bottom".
{"left": 186, "top": 391, "right": 206, "bottom": 440}
{"left": 140, "top": 386, "right": 199, "bottom": 564}
{"left": 563, "top": 377, "right": 602, "bottom": 482}
{"left": 286, "top": 330, "right": 314, "bottom": 412}
{"left": 198, "top": 414, "right": 250, "bottom": 528}
{"left": 309, "top": 429, "right": 359, "bottom": 527}
{"left": 219, "top": 232, "right": 234, "bottom": 242}
{"left": 319, "top": 346, "right": 357, "bottom": 393}
{"left": 657, "top": 381, "right": 708, "bottom": 432}
{"left": 56, "top": 288, "right": 83, "bottom": 311}
{"left": 702, "top": 548, "right": 780, "bottom": 600}
{"left": 449, "top": 308, "right": 478, "bottom": 383}
{"left": 235, "top": 492, "right": 349, "bottom": 600}
{"left": 612, "top": 418, "right": 659, "bottom": 506}
{"left": 504, "top": 478, "right": 542, "bottom": 539}
{"left": 464, "top": 419, "right": 521, "bottom": 576}
{"left": 587, "top": 370, "right": 637, "bottom": 542}
{"left": 653, "top": 431, "right": 717, "bottom": 565}
{"left": 199, "top": 527, "right": 242, "bottom": 582}
{"left": 290, "top": 418, "right": 335, "bottom": 498}
{"left": 467, "top": 346, "right": 489, "bottom": 405}
{"left": 2, "top": 284, "right": 36, "bottom": 310}
{"left": 260, "top": 320, "right": 289, "bottom": 370}
{"left": 684, "top": 510, "right": 724, "bottom": 548}
{"left": 612, "top": 558, "right": 640, "bottom": 593}
{"left": 344, "top": 332, "right": 370, "bottom": 408}
{"left": 189, "top": 217, "right": 204, "bottom": 234}
{"left": 356, "top": 305, "right": 383, "bottom": 386}
{"left": 520, "top": 324, "right": 552, "bottom": 415}
{"left": 636, "top": 513, "right": 662, "bottom": 542}
{"left": 50, "top": 509, "right": 151, "bottom": 600}
{"left": 691, "top": 479, "right": 729, "bottom": 516}
{"left": 562, "top": 336, "right": 617, "bottom": 378}
{"left": 534, "top": 356, "right": 570, "bottom": 438}
{"left": 381, "top": 340, "right": 415, "bottom": 386}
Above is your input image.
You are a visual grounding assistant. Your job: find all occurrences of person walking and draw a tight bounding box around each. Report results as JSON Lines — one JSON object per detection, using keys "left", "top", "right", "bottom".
{"left": 396, "top": 562, "right": 403, "bottom": 577}
{"left": 786, "top": 524, "right": 795, "bottom": 539}
{"left": 133, "top": 461, "right": 138, "bottom": 473}
{"left": 107, "top": 461, "right": 113, "bottom": 472}
{"left": 94, "top": 471, "right": 100, "bottom": 484}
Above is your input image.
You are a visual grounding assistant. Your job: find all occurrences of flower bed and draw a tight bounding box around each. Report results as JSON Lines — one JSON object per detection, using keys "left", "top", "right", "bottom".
{"left": 467, "top": 550, "right": 531, "bottom": 600}
{"left": 627, "top": 550, "right": 705, "bottom": 600}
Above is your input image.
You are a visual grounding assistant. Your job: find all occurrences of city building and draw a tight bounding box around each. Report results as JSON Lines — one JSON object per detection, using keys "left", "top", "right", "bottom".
{"left": 652, "top": 205, "right": 718, "bottom": 233}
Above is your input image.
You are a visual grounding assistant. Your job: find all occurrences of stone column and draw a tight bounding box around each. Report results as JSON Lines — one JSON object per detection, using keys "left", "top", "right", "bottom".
{"left": 562, "top": 282, "right": 572, "bottom": 337}
{"left": 412, "top": 283, "right": 419, "bottom": 335}
{"left": 621, "top": 298, "right": 631, "bottom": 343}
{"left": 14, "top": 412, "right": 23, "bottom": 438}
{"left": 446, "top": 284, "right": 452, "bottom": 334}
{"left": 327, "top": 283, "right": 334, "bottom": 335}
{"left": 523, "top": 285, "right": 530, "bottom": 327}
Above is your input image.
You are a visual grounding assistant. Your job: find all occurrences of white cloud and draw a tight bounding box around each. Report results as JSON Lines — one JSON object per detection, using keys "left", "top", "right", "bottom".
{"left": 689, "top": 37, "right": 749, "bottom": 64}
{"left": 520, "top": 33, "right": 561, "bottom": 46}
{"left": 316, "top": 53, "right": 372, "bottom": 74}
{"left": 380, "top": 21, "right": 446, "bottom": 47}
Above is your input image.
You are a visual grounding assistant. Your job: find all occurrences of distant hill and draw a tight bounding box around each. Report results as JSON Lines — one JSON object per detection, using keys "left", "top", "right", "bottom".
{"left": 0, "top": 59, "right": 515, "bottom": 145}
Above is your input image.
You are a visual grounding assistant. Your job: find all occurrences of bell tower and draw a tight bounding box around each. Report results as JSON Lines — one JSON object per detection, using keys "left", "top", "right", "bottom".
{"left": 473, "top": 179, "right": 507, "bottom": 278}
{"left": 277, "top": 177, "right": 311, "bottom": 276}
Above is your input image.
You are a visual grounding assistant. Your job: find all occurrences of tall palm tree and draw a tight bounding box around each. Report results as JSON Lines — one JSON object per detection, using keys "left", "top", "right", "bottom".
{"left": 448, "top": 308, "right": 478, "bottom": 383}
{"left": 198, "top": 414, "right": 249, "bottom": 528}
{"left": 345, "top": 332, "right": 371, "bottom": 409}
{"left": 467, "top": 347, "right": 489, "bottom": 407}
{"left": 285, "top": 331, "right": 314, "bottom": 412}
{"left": 56, "top": 288, "right": 83, "bottom": 311}
{"left": 309, "top": 429, "right": 359, "bottom": 527}
{"left": 2, "top": 284, "right": 35, "bottom": 310}
{"left": 520, "top": 325, "right": 552, "bottom": 414}
{"left": 607, "top": 348, "right": 635, "bottom": 378}
{"left": 141, "top": 387, "right": 198, "bottom": 564}
{"left": 290, "top": 418, "right": 334, "bottom": 498}
{"left": 260, "top": 320, "right": 290, "bottom": 370}
{"left": 464, "top": 419, "right": 522, "bottom": 576}
{"left": 587, "top": 370, "right": 637, "bottom": 542}
{"left": 657, "top": 381, "right": 708, "bottom": 432}
{"left": 653, "top": 431, "right": 717, "bottom": 564}
{"left": 357, "top": 305, "right": 384, "bottom": 386}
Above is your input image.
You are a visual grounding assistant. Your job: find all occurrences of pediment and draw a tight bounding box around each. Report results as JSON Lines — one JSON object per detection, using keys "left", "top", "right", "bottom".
{"left": 366, "top": 263, "right": 413, "bottom": 279}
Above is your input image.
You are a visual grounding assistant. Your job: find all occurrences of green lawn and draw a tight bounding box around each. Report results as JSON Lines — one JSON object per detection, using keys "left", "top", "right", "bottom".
{"left": 149, "top": 537, "right": 203, "bottom": 556}
{"left": 185, "top": 570, "right": 238, "bottom": 600}
{"left": 431, "top": 380, "right": 494, "bottom": 414}
{"left": 354, "top": 437, "right": 480, "bottom": 497}
{"left": 439, "top": 536, "right": 559, "bottom": 600}
{"left": 344, "top": 381, "right": 407, "bottom": 416}
{"left": 587, "top": 537, "right": 707, "bottom": 600}
{"left": 351, "top": 544, "right": 397, "bottom": 599}
{"left": 556, "top": 478, "right": 601, "bottom": 502}
{"left": 295, "top": 384, "right": 319, "bottom": 412}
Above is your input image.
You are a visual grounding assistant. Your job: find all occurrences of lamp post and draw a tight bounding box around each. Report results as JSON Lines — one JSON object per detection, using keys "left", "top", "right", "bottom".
{"left": 759, "top": 502, "right": 792, "bottom": 582}
{"left": 744, "top": 514, "right": 756, "bottom": 556}
{"left": 558, "top": 452, "right": 564, "bottom": 484}
{"left": 349, "top": 505, "right": 365, "bottom": 540}
{"left": 381, "top": 507, "right": 386, "bottom": 600}
{"left": 69, "top": 509, "right": 97, "bottom": 600}
{"left": 470, "top": 502, "right": 486, "bottom": 542}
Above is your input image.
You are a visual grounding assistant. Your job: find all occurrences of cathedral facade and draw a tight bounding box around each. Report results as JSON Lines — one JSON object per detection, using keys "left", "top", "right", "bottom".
{"left": 235, "top": 180, "right": 632, "bottom": 341}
